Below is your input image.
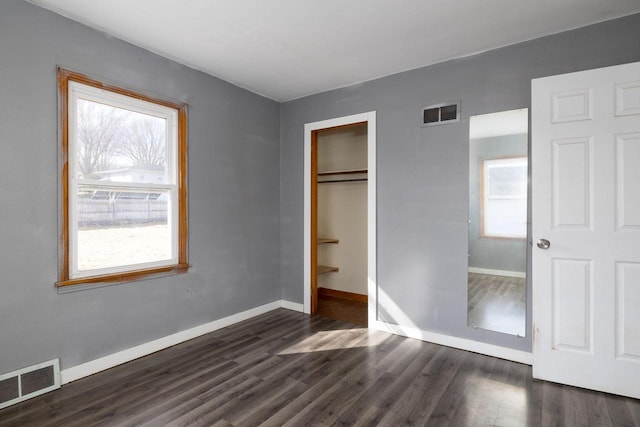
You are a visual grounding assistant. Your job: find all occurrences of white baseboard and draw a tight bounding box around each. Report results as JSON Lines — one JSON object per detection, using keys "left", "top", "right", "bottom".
{"left": 59, "top": 299, "right": 529, "bottom": 385}
{"left": 280, "top": 300, "right": 304, "bottom": 312}
{"left": 61, "top": 300, "right": 301, "bottom": 384}
{"left": 468, "top": 267, "right": 526, "bottom": 278}
{"left": 371, "top": 320, "right": 532, "bottom": 365}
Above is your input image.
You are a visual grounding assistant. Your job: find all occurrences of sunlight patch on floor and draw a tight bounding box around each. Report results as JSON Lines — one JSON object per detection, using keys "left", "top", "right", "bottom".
{"left": 461, "top": 376, "right": 528, "bottom": 426}
{"left": 278, "top": 328, "right": 388, "bottom": 355}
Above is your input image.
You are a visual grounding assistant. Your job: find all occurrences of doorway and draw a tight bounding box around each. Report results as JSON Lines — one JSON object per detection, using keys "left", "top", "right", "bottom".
{"left": 303, "top": 112, "right": 377, "bottom": 326}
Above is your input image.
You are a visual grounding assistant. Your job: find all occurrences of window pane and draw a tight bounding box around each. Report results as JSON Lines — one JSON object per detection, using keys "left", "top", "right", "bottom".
{"left": 76, "top": 99, "right": 168, "bottom": 184}
{"left": 485, "top": 198, "right": 527, "bottom": 237}
{"left": 76, "top": 187, "right": 172, "bottom": 272}
{"left": 483, "top": 157, "right": 527, "bottom": 238}
{"left": 487, "top": 163, "right": 527, "bottom": 198}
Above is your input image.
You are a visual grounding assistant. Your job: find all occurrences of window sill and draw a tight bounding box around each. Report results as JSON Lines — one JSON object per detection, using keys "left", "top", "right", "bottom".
{"left": 56, "top": 263, "right": 190, "bottom": 288}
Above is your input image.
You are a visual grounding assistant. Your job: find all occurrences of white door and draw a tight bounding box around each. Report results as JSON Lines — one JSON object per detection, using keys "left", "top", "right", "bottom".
{"left": 532, "top": 61, "right": 640, "bottom": 399}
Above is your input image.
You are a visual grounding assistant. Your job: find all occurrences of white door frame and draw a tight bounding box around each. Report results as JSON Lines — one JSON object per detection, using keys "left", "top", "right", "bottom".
{"left": 303, "top": 111, "right": 377, "bottom": 325}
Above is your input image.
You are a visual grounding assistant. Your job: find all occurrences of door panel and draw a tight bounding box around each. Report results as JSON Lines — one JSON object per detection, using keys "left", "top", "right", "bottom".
{"left": 552, "top": 137, "right": 591, "bottom": 228}
{"left": 616, "top": 262, "right": 640, "bottom": 360}
{"left": 551, "top": 89, "right": 592, "bottom": 122}
{"left": 532, "top": 61, "right": 640, "bottom": 399}
{"left": 615, "top": 81, "right": 640, "bottom": 116}
{"left": 552, "top": 259, "right": 591, "bottom": 351}
{"left": 616, "top": 133, "right": 640, "bottom": 228}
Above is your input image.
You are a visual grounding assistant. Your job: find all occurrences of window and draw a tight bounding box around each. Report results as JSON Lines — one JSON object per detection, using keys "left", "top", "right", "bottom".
{"left": 57, "top": 69, "right": 188, "bottom": 286}
{"left": 481, "top": 157, "right": 527, "bottom": 239}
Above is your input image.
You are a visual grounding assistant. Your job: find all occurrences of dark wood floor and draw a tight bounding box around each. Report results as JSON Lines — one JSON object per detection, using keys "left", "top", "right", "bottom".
{"left": 468, "top": 273, "right": 526, "bottom": 336}
{"left": 1, "top": 309, "right": 639, "bottom": 426}
{"left": 317, "top": 293, "right": 368, "bottom": 327}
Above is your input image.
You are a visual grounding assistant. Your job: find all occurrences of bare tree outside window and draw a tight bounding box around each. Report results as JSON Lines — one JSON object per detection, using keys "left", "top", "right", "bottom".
{"left": 119, "top": 117, "right": 166, "bottom": 167}
{"left": 77, "top": 99, "right": 167, "bottom": 178}
{"left": 74, "top": 99, "right": 172, "bottom": 270}
{"left": 76, "top": 99, "right": 125, "bottom": 178}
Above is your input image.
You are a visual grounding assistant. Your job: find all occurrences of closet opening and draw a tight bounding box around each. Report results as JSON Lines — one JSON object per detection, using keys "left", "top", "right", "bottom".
{"left": 311, "top": 123, "right": 368, "bottom": 326}
{"left": 303, "top": 111, "right": 376, "bottom": 328}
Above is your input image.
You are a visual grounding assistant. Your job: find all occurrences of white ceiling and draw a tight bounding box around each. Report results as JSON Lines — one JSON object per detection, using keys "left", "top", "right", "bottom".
{"left": 28, "top": 0, "right": 640, "bottom": 102}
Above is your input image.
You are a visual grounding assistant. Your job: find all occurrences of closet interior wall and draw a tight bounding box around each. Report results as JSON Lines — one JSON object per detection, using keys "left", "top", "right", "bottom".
{"left": 316, "top": 124, "right": 368, "bottom": 297}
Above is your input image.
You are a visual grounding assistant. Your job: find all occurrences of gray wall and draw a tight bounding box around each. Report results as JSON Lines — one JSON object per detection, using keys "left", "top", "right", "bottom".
{"left": 2, "top": 0, "right": 640, "bottom": 375}
{"left": 0, "top": 0, "right": 280, "bottom": 374}
{"left": 469, "top": 134, "right": 527, "bottom": 273}
{"left": 280, "top": 13, "right": 640, "bottom": 352}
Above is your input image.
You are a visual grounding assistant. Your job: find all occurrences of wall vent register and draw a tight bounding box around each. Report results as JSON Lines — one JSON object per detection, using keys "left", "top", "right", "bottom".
{"left": 0, "top": 359, "right": 60, "bottom": 409}
{"left": 422, "top": 102, "right": 461, "bottom": 126}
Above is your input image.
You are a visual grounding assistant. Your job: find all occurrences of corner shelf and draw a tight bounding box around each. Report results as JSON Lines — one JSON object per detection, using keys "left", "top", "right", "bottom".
{"left": 317, "top": 238, "right": 339, "bottom": 244}
{"left": 317, "top": 265, "right": 339, "bottom": 274}
{"left": 317, "top": 237, "right": 339, "bottom": 275}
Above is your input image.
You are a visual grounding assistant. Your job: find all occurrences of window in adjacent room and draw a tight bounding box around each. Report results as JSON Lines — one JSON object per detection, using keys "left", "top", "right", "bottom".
{"left": 57, "top": 69, "right": 188, "bottom": 287}
{"left": 481, "top": 156, "right": 527, "bottom": 239}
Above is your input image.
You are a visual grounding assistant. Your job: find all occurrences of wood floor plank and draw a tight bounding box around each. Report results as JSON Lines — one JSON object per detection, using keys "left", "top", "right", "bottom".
{"left": 332, "top": 371, "right": 396, "bottom": 426}
{"left": 541, "top": 381, "right": 566, "bottom": 427}
{"left": 370, "top": 341, "right": 443, "bottom": 414}
{"left": 563, "top": 385, "right": 614, "bottom": 427}
{"left": 156, "top": 375, "right": 265, "bottom": 427}
{"left": 281, "top": 366, "right": 385, "bottom": 427}
{"left": 39, "top": 333, "right": 268, "bottom": 426}
{"left": 1, "top": 308, "right": 638, "bottom": 427}
{"left": 429, "top": 351, "right": 497, "bottom": 427}
{"left": 104, "top": 352, "right": 287, "bottom": 426}
{"left": 381, "top": 345, "right": 468, "bottom": 426}
{"left": 234, "top": 377, "right": 309, "bottom": 426}
{"left": 604, "top": 394, "right": 637, "bottom": 427}
{"left": 628, "top": 398, "right": 640, "bottom": 426}
{"left": 516, "top": 361, "right": 544, "bottom": 426}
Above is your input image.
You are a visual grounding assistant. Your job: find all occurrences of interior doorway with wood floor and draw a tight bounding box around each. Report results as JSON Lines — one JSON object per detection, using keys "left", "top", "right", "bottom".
{"left": 304, "top": 111, "right": 376, "bottom": 328}
{"left": 312, "top": 123, "right": 368, "bottom": 326}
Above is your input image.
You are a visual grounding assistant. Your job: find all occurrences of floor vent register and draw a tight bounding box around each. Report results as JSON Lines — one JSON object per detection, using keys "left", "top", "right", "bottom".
{"left": 0, "top": 359, "right": 60, "bottom": 410}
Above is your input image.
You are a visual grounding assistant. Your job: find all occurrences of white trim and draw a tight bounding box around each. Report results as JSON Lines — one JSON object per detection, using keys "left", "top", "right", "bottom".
{"left": 280, "top": 300, "right": 304, "bottom": 312}
{"left": 61, "top": 300, "right": 299, "bottom": 384}
{"left": 303, "top": 111, "right": 377, "bottom": 324}
{"left": 468, "top": 267, "right": 526, "bottom": 278}
{"left": 0, "top": 359, "right": 60, "bottom": 410}
{"left": 371, "top": 320, "right": 532, "bottom": 365}
{"left": 366, "top": 114, "right": 377, "bottom": 327}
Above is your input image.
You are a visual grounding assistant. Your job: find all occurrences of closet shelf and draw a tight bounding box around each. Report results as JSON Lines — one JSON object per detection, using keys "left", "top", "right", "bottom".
{"left": 317, "top": 265, "right": 339, "bottom": 274}
{"left": 318, "top": 168, "right": 367, "bottom": 176}
{"left": 317, "top": 238, "right": 339, "bottom": 244}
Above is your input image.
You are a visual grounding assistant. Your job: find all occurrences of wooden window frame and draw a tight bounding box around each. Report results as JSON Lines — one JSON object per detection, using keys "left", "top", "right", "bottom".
{"left": 56, "top": 68, "right": 188, "bottom": 287}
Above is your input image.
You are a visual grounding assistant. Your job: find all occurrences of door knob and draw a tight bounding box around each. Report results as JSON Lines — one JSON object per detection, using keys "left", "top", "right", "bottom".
{"left": 537, "top": 239, "right": 551, "bottom": 249}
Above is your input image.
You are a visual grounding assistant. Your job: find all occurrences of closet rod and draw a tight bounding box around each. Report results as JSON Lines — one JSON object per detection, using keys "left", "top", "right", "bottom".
{"left": 318, "top": 178, "right": 368, "bottom": 184}
{"left": 317, "top": 169, "right": 367, "bottom": 176}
